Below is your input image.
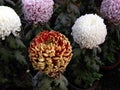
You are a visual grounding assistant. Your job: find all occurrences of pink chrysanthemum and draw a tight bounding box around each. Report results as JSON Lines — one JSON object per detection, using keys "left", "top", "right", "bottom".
{"left": 22, "top": 0, "right": 54, "bottom": 24}
{"left": 28, "top": 30, "right": 72, "bottom": 78}
{"left": 100, "top": 0, "right": 120, "bottom": 25}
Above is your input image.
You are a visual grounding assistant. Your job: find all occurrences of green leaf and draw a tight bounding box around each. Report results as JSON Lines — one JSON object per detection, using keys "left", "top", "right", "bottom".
{"left": 6, "top": 35, "right": 17, "bottom": 49}
{"left": 73, "top": 48, "right": 81, "bottom": 58}
{"left": 0, "top": 0, "right": 4, "bottom": 5}
{"left": 14, "top": 51, "right": 27, "bottom": 65}
{"left": 25, "top": 30, "right": 33, "bottom": 41}
{"left": 67, "top": 3, "right": 80, "bottom": 17}
{"left": 55, "top": 13, "right": 71, "bottom": 28}
{"left": 13, "top": 0, "right": 22, "bottom": 15}
{"left": 16, "top": 38, "right": 26, "bottom": 49}
{"left": 6, "top": 35, "right": 26, "bottom": 49}
{"left": 93, "top": 72, "right": 103, "bottom": 79}
{"left": 0, "top": 48, "right": 11, "bottom": 62}
{"left": 4, "top": 0, "right": 15, "bottom": 6}
{"left": 33, "top": 73, "right": 68, "bottom": 90}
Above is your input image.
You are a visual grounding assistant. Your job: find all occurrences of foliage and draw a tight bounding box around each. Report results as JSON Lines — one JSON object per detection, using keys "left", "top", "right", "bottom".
{"left": 33, "top": 72, "right": 68, "bottom": 90}
{"left": 0, "top": 0, "right": 120, "bottom": 89}
{"left": 53, "top": 0, "right": 103, "bottom": 88}
{"left": 98, "top": 11, "right": 120, "bottom": 66}
{"left": 0, "top": 34, "right": 32, "bottom": 89}
{"left": 0, "top": 0, "right": 32, "bottom": 89}
{"left": 65, "top": 47, "right": 102, "bottom": 88}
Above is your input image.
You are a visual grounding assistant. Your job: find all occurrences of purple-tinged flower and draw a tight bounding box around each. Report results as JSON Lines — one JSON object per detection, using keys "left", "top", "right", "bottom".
{"left": 100, "top": 0, "right": 120, "bottom": 25}
{"left": 22, "top": 0, "right": 54, "bottom": 24}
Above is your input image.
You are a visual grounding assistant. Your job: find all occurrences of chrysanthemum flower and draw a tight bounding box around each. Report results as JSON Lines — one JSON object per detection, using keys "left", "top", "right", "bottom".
{"left": 28, "top": 30, "right": 72, "bottom": 77}
{"left": 72, "top": 14, "right": 107, "bottom": 49}
{"left": 22, "top": 0, "right": 54, "bottom": 24}
{"left": 0, "top": 6, "right": 21, "bottom": 40}
{"left": 100, "top": 0, "right": 120, "bottom": 25}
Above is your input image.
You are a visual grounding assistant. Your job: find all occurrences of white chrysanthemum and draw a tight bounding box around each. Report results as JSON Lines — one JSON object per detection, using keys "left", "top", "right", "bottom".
{"left": 72, "top": 14, "right": 107, "bottom": 49}
{"left": 0, "top": 6, "right": 21, "bottom": 40}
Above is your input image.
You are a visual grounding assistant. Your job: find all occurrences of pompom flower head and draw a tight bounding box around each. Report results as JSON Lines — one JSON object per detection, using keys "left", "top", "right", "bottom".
{"left": 28, "top": 30, "right": 72, "bottom": 77}
{"left": 0, "top": 6, "right": 21, "bottom": 40}
{"left": 72, "top": 14, "right": 107, "bottom": 49}
{"left": 22, "top": 0, "right": 54, "bottom": 24}
{"left": 100, "top": 0, "right": 120, "bottom": 25}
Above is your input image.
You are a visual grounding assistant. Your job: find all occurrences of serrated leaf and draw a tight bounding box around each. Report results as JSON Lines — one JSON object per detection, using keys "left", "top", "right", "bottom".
{"left": 92, "top": 61, "right": 99, "bottom": 71}
{"left": 67, "top": 3, "right": 80, "bottom": 16}
{"left": 14, "top": 51, "right": 27, "bottom": 65}
{"left": 16, "top": 38, "right": 26, "bottom": 49}
{"left": 6, "top": 35, "right": 17, "bottom": 49}
{"left": 34, "top": 28, "right": 42, "bottom": 36}
{"left": 13, "top": 0, "right": 22, "bottom": 15}
{"left": 38, "top": 78, "right": 52, "bottom": 90}
{"left": 6, "top": 35, "right": 25, "bottom": 49}
{"left": 73, "top": 48, "right": 81, "bottom": 58}
{"left": 0, "top": 48, "right": 11, "bottom": 62}
{"left": 61, "top": 74, "right": 68, "bottom": 86}
{"left": 58, "top": 75, "right": 68, "bottom": 90}
{"left": 0, "top": 0, "right": 4, "bottom": 5}
{"left": 33, "top": 73, "right": 68, "bottom": 90}
{"left": 4, "top": 0, "right": 15, "bottom": 6}
{"left": 97, "top": 46, "right": 102, "bottom": 53}
{"left": 61, "top": 14, "right": 71, "bottom": 26}
{"left": 25, "top": 30, "right": 33, "bottom": 41}
{"left": 55, "top": 13, "right": 71, "bottom": 27}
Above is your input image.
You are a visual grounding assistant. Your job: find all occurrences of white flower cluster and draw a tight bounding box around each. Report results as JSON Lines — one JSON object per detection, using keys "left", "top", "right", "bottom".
{"left": 72, "top": 14, "right": 107, "bottom": 49}
{"left": 0, "top": 6, "right": 21, "bottom": 40}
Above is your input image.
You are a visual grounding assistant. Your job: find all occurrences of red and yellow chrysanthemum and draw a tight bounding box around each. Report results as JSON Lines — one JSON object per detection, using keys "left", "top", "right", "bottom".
{"left": 28, "top": 30, "right": 72, "bottom": 77}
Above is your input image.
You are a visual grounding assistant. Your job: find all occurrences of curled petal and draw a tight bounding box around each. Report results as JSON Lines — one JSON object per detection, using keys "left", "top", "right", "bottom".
{"left": 22, "top": 0, "right": 54, "bottom": 24}
{"left": 28, "top": 30, "right": 72, "bottom": 78}
{"left": 100, "top": 0, "right": 120, "bottom": 25}
{"left": 0, "top": 6, "right": 21, "bottom": 40}
{"left": 72, "top": 14, "right": 107, "bottom": 49}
